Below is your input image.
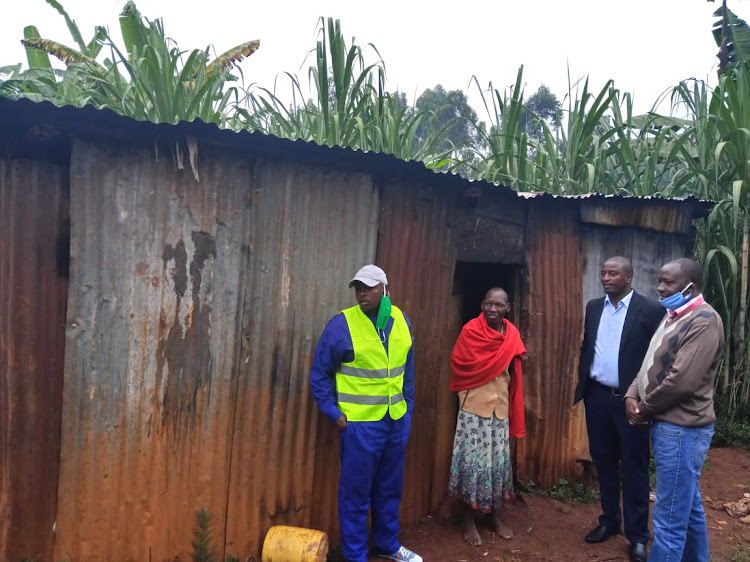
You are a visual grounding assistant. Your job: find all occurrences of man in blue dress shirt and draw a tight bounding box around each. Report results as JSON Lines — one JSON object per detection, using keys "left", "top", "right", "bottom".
{"left": 575, "top": 256, "right": 665, "bottom": 562}
{"left": 310, "top": 265, "right": 422, "bottom": 562}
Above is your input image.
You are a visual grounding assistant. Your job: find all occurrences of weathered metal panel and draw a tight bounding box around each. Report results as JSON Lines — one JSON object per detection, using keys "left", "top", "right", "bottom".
{"left": 376, "top": 180, "right": 462, "bottom": 521}
{"left": 580, "top": 225, "right": 638, "bottom": 307}
{"left": 516, "top": 202, "right": 585, "bottom": 487}
{"left": 580, "top": 201, "right": 695, "bottom": 234}
{"left": 630, "top": 229, "right": 693, "bottom": 296}
{"left": 581, "top": 225, "right": 693, "bottom": 307}
{"left": 457, "top": 191, "right": 527, "bottom": 263}
{"left": 0, "top": 158, "right": 69, "bottom": 562}
{"left": 55, "top": 138, "right": 253, "bottom": 561}
{"left": 456, "top": 216, "right": 526, "bottom": 264}
{"left": 224, "top": 162, "right": 379, "bottom": 555}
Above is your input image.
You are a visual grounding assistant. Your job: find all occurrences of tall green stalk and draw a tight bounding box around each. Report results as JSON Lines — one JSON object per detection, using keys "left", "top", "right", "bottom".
{"left": 241, "top": 18, "right": 449, "bottom": 163}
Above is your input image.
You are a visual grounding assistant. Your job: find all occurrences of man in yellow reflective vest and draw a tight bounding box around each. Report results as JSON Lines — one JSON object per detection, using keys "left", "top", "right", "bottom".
{"left": 310, "top": 265, "right": 422, "bottom": 562}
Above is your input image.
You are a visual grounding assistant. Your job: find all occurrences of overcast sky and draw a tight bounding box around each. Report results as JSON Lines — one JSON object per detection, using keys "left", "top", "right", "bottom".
{"left": 1, "top": 0, "right": 746, "bottom": 119}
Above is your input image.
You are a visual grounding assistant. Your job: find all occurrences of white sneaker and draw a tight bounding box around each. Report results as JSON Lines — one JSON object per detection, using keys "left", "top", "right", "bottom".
{"left": 380, "top": 545, "right": 423, "bottom": 562}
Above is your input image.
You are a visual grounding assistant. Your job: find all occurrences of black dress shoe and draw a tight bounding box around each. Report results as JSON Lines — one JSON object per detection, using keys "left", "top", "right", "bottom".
{"left": 584, "top": 524, "right": 620, "bottom": 543}
{"left": 629, "top": 542, "right": 647, "bottom": 562}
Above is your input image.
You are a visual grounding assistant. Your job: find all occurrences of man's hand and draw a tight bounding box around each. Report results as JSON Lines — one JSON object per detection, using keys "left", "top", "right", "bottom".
{"left": 335, "top": 414, "right": 347, "bottom": 431}
{"left": 625, "top": 397, "right": 647, "bottom": 426}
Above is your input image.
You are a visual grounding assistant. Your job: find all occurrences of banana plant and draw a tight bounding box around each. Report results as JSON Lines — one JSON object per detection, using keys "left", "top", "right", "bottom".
{"left": 712, "top": 3, "right": 750, "bottom": 74}
{"left": 8, "top": 0, "right": 259, "bottom": 126}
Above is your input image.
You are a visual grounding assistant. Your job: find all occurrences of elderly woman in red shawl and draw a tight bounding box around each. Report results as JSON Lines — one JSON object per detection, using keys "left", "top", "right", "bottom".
{"left": 448, "top": 287, "right": 526, "bottom": 546}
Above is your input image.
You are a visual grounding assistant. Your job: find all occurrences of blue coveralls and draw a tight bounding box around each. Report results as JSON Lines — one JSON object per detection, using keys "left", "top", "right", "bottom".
{"left": 310, "top": 311, "right": 415, "bottom": 562}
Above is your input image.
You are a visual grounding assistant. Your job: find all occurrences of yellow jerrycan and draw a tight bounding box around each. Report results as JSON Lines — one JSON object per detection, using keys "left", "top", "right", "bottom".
{"left": 261, "top": 525, "right": 329, "bottom": 562}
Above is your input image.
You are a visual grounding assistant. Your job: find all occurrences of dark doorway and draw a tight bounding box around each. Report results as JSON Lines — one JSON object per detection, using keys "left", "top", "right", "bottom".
{"left": 453, "top": 261, "right": 522, "bottom": 327}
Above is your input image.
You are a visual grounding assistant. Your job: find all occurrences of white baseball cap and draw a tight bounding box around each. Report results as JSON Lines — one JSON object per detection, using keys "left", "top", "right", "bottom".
{"left": 348, "top": 264, "right": 388, "bottom": 288}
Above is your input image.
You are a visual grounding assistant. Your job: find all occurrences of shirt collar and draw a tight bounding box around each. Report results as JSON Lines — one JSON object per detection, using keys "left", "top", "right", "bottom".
{"left": 667, "top": 293, "right": 705, "bottom": 321}
{"left": 605, "top": 289, "right": 634, "bottom": 309}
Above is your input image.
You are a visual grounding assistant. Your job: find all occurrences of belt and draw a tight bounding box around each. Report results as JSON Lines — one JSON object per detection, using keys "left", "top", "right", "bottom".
{"left": 591, "top": 379, "right": 621, "bottom": 397}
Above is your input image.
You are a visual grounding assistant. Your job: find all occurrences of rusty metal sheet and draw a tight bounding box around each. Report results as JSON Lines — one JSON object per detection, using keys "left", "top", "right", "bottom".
{"left": 376, "top": 180, "right": 462, "bottom": 521}
{"left": 0, "top": 157, "right": 69, "bottom": 562}
{"left": 55, "top": 138, "right": 254, "bottom": 561}
{"left": 580, "top": 201, "right": 696, "bottom": 234}
{"left": 0, "top": 96, "right": 715, "bottom": 559}
{"left": 224, "top": 162, "right": 379, "bottom": 556}
{"left": 516, "top": 202, "right": 585, "bottom": 487}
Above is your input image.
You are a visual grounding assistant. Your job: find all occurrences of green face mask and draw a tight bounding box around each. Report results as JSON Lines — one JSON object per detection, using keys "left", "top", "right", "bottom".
{"left": 376, "top": 294, "right": 392, "bottom": 331}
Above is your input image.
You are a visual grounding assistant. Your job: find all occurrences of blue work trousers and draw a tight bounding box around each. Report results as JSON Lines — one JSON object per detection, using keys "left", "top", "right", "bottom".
{"left": 339, "top": 412, "right": 411, "bottom": 562}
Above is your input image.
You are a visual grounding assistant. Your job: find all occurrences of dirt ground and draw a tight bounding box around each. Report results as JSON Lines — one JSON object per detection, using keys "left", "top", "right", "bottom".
{"left": 369, "top": 447, "right": 750, "bottom": 562}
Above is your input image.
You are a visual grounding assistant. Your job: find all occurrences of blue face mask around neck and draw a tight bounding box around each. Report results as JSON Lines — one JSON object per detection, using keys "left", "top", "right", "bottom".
{"left": 659, "top": 282, "right": 694, "bottom": 311}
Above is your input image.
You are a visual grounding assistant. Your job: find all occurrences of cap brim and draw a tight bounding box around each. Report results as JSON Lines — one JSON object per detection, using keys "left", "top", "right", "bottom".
{"left": 348, "top": 276, "right": 380, "bottom": 288}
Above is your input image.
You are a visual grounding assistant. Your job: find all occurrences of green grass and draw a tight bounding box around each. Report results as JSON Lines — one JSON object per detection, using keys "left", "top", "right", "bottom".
{"left": 713, "top": 399, "right": 750, "bottom": 449}
{"left": 730, "top": 540, "right": 750, "bottom": 562}
{"left": 520, "top": 477, "right": 599, "bottom": 504}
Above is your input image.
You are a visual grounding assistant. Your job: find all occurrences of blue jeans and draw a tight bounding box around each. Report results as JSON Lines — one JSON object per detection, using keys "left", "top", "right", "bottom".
{"left": 649, "top": 421, "right": 713, "bottom": 562}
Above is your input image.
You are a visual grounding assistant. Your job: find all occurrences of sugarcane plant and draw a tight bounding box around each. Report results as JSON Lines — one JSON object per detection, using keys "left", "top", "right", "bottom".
{"left": 678, "top": 65, "right": 750, "bottom": 409}
{"left": 239, "top": 17, "right": 453, "bottom": 164}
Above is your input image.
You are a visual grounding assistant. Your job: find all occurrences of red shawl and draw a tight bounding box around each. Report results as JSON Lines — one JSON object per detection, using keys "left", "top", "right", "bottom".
{"left": 449, "top": 314, "right": 527, "bottom": 438}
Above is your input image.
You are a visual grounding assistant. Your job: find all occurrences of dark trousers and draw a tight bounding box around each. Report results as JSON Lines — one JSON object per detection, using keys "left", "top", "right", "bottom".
{"left": 584, "top": 381, "right": 650, "bottom": 544}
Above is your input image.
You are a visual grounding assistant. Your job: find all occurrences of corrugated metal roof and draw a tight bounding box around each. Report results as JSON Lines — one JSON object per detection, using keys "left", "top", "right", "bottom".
{"left": 0, "top": 98, "right": 518, "bottom": 199}
{"left": 0, "top": 156, "right": 69, "bottom": 562}
{"left": 518, "top": 191, "right": 713, "bottom": 221}
{"left": 517, "top": 190, "right": 712, "bottom": 205}
{"left": 0, "top": 98, "right": 713, "bottom": 218}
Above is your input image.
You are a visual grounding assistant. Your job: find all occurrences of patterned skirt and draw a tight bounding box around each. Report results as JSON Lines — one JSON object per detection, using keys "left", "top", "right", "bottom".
{"left": 448, "top": 410, "right": 514, "bottom": 513}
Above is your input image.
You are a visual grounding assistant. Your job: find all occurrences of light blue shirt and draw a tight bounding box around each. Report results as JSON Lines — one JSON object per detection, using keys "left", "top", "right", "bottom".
{"left": 590, "top": 290, "right": 633, "bottom": 388}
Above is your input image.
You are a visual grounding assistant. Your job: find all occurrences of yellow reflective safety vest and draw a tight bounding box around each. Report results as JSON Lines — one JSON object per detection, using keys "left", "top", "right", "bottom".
{"left": 336, "top": 304, "right": 412, "bottom": 421}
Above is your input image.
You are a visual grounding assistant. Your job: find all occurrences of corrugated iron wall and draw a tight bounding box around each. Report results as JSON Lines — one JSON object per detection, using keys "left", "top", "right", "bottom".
{"left": 56, "top": 137, "right": 380, "bottom": 560}
{"left": 56, "top": 138, "right": 255, "bottom": 561}
{"left": 574, "top": 224, "right": 694, "bottom": 465}
{"left": 376, "top": 180, "right": 462, "bottom": 520}
{"left": 0, "top": 119, "right": 708, "bottom": 559}
{"left": 0, "top": 157, "right": 69, "bottom": 562}
{"left": 517, "top": 202, "right": 585, "bottom": 487}
{"left": 581, "top": 225, "right": 693, "bottom": 307}
{"left": 224, "top": 162, "right": 379, "bottom": 555}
